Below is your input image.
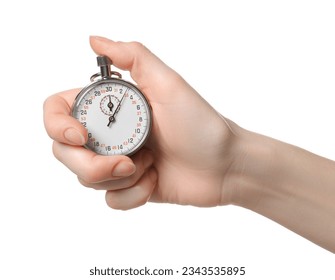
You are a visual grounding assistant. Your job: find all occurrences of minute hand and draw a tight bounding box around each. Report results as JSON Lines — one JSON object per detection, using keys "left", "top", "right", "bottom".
{"left": 107, "top": 89, "right": 128, "bottom": 127}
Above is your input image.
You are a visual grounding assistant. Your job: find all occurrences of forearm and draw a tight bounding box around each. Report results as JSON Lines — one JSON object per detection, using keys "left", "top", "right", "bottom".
{"left": 229, "top": 127, "right": 335, "bottom": 253}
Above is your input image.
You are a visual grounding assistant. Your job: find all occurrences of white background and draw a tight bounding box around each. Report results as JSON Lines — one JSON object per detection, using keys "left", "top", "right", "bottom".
{"left": 0, "top": 0, "right": 334, "bottom": 279}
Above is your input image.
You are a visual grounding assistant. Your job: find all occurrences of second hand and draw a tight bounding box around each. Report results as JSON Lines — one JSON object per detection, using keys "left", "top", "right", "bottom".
{"left": 107, "top": 88, "right": 129, "bottom": 127}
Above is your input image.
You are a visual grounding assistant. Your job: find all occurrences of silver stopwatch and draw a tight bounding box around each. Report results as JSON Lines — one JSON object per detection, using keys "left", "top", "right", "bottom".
{"left": 72, "top": 56, "right": 152, "bottom": 156}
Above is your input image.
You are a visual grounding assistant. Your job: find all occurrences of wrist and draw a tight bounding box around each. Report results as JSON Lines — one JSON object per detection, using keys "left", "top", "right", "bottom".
{"left": 222, "top": 120, "right": 335, "bottom": 252}
{"left": 224, "top": 125, "right": 282, "bottom": 210}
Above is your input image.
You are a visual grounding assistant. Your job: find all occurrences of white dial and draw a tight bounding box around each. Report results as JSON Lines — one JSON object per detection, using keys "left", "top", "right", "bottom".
{"left": 72, "top": 79, "right": 151, "bottom": 156}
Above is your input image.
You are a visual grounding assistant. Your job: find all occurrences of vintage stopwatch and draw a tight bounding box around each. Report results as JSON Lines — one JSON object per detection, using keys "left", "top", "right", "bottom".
{"left": 72, "top": 56, "right": 152, "bottom": 156}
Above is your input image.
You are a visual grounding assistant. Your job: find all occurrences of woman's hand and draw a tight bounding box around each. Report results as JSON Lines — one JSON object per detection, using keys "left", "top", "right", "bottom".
{"left": 43, "top": 36, "right": 237, "bottom": 210}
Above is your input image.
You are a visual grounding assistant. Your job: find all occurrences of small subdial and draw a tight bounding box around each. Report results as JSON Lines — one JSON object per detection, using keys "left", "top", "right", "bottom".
{"left": 100, "top": 95, "right": 119, "bottom": 115}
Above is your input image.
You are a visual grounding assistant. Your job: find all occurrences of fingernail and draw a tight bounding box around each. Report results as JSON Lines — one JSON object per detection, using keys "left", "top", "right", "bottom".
{"left": 64, "top": 128, "right": 86, "bottom": 145}
{"left": 112, "top": 162, "right": 136, "bottom": 177}
{"left": 90, "top": 35, "right": 111, "bottom": 42}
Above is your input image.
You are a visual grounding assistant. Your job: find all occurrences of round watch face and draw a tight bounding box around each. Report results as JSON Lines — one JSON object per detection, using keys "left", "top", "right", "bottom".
{"left": 72, "top": 78, "right": 151, "bottom": 156}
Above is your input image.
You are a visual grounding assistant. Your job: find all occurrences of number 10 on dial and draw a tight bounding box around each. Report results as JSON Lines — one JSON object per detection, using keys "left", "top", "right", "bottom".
{"left": 72, "top": 56, "right": 152, "bottom": 156}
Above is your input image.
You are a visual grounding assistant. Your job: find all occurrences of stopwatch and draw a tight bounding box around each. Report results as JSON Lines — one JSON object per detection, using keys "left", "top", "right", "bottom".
{"left": 72, "top": 56, "right": 152, "bottom": 156}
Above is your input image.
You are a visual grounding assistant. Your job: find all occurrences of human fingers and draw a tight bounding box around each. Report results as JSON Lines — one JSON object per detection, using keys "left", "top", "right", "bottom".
{"left": 43, "top": 89, "right": 87, "bottom": 145}
{"left": 105, "top": 168, "right": 158, "bottom": 210}
{"left": 89, "top": 36, "right": 187, "bottom": 102}
{"left": 52, "top": 141, "right": 136, "bottom": 182}
{"left": 78, "top": 149, "right": 154, "bottom": 190}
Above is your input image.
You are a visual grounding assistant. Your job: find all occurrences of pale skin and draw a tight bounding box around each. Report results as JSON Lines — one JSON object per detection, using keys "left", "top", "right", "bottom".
{"left": 43, "top": 36, "right": 335, "bottom": 253}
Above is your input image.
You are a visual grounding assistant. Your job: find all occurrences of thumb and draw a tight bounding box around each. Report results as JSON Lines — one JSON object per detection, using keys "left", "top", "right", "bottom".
{"left": 89, "top": 36, "right": 179, "bottom": 94}
{"left": 43, "top": 89, "right": 88, "bottom": 145}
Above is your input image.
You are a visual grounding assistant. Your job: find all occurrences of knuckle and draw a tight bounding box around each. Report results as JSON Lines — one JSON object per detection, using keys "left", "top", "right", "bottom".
{"left": 126, "top": 41, "right": 150, "bottom": 60}
{"left": 52, "top": 141, "right": 61, "bottom": 160}
{"left": 81, "top": 168, "right": 102, "bottom": 183}
{"left": 77, "top": 177, "right": 90, "bottom": 188}
{"left": 105, "top": 194, "right": 127, "bottom": 210}
{"left": 43, "top": 95, "right": 53, "bottom": 111}
{"left": 128, "top": 41, "right": 146, "bottom": 51}
{"left": 78, "top": 177, "right": 101, "bottom": 190}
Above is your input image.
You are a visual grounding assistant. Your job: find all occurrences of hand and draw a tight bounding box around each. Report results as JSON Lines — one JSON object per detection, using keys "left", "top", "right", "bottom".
{"left": 43, "top": 36, "right": 238, "bottom": 210}
{"left": 43, "top": 36, "right": 335, "bottom": 253}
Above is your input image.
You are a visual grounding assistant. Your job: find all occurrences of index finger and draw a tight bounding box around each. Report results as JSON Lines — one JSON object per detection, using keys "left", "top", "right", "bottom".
{"left": 89, "top": 36, "right": 186, "bottom": 103}
{"left": 43, "top": 88, "right": 88, "bottom": 145}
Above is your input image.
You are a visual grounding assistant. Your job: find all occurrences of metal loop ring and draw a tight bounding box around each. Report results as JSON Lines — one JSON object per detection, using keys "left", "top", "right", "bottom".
{"left": 90, "top": 73, "right": 101, "bottom": 82}
{"left": 111, "top": 71, "right": 122, "bottom": 79}
{"left": 90, "top": 71, "right": 122, "bottom": 82}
